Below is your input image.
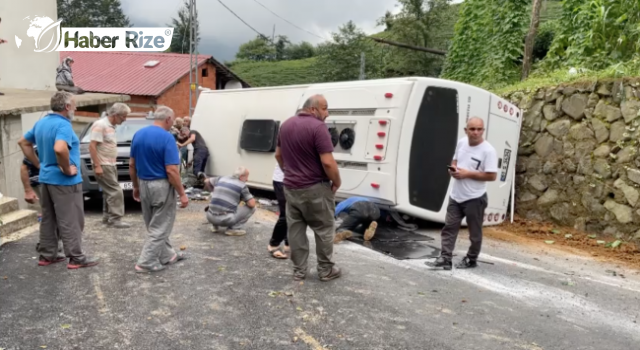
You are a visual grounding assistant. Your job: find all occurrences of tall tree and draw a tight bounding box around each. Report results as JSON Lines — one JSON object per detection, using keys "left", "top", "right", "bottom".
{"left": 274, "top": 35, "right": 290, "bottom": 61}
{"left": 167, "top": 0, "right": 200, "bottom": 54}
{"left": 316, "top": 21, "right": 384, "bottom": 82}
{"left": 57, "top": 0, "right": 132, "bottom": 27}
{"left": 286, "top": 41, "right": 316, "bottom": 60}
{"left": 235, "top": 36, "right": 276, "bottom": 61}
{"left": 521, "top": 0, "right": 543, "bottom": 80}
{"left": 378, "top": 0, "right": 456, "bottom": 77}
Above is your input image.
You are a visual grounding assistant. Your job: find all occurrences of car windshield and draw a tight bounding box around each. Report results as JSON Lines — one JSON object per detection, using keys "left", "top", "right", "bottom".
{"left": 80, "top": 118, "right": 152, "bottom": 144}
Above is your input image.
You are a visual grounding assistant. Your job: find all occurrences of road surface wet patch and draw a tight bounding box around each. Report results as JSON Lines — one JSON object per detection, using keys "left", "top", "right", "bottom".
{"left": 347, "top": 224, "right": 440, "bottom": 260}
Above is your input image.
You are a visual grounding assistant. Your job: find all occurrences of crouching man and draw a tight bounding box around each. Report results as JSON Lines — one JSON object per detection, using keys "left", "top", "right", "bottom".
{"left": 333, "top": 196, "right": 380, "bottom": 243}
{"left": 202, "top": 167, "right": 256, "bottom": 236}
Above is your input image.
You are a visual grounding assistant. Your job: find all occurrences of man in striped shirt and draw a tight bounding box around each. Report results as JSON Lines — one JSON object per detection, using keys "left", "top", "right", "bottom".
{"left": 202, "top": 166, "right": 256, "bottom": 236}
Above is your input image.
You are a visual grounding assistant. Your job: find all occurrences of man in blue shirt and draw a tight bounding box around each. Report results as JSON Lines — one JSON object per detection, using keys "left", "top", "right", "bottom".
{"left": 130, "top": 106, "right": 189, "bottom": 273}
{"left": 18, "top": 91, "right": 99, "bottom": 269}
{"left": 334, "top": 196, "right": 380, "bottom": 243}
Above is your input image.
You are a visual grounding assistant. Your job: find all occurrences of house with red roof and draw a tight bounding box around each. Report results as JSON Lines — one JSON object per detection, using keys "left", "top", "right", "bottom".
{"left": 59, "top": 51, "right": 249, "bottom": 118}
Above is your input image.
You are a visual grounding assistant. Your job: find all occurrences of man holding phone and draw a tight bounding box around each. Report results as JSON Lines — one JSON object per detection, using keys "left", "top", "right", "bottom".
{"left": 431, "top": 117, "right": 498, "bottom": 270}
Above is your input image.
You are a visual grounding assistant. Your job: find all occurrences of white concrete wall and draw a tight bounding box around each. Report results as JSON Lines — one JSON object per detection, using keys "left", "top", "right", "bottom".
{"left": 0, "top": 0, "right": 58, "bottom": 91}
{"left": 21, "top": 111, "right": 48, "bottom": 134}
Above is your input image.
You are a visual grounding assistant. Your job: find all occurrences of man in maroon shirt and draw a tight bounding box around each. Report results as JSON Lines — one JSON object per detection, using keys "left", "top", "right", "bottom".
{"left": 275, "top": 94, "right": 342, "bottom": 281}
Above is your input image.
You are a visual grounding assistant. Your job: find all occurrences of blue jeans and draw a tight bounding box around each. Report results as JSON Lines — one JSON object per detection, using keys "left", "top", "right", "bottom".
{"left": 193, "top": 148, "right": 209, "bottom": 176}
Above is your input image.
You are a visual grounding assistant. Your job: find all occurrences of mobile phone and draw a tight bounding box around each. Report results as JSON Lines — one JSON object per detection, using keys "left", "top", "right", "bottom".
{"left": 447, "top": 165, "right": 457, "bottom": 172}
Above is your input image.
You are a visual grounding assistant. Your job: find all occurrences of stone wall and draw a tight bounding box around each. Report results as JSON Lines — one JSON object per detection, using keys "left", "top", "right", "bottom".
{"left": 504, "top": 79, "right": 640, "bottom": 240}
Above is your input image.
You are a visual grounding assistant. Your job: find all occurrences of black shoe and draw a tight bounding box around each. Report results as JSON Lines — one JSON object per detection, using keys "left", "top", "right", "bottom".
{"left": 68, "top": 256, "right": 99, "bottom": 269}
{"left": 456, "top": 256, "right": 478, "bottom": 269}
{"left": 426, "top": 257, "right": 452, "bottom": 270}
{"left": 197, "top": 172, "right": 206, "bottom": 181}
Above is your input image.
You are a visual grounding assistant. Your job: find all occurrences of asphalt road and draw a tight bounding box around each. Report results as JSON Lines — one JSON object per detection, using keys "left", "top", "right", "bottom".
{"left": 1, "top": 198, "right": 639, "bottom": 350}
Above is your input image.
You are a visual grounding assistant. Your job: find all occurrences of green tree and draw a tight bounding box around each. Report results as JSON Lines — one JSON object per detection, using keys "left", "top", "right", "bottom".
{"left": 441, "top": 0, "right": 529, "bottom": 88}
{"left": 274, "top": 35, "right": 290, "bottom": 61}
{"left": 235, "top": 35, "right": 276, "bottom": 61}
{"left": 378, "top": 0, "right": 456, "bottom": 77}
{"left": 316, "top": 21, "right": 384, "bottom": 82}
{"left": 57, "top": 0, "right": 132, "bottom": 27}
{"left": 167, "top": 0, "right": 200, "bottom": 54}
{"left": 286, "top": 41, "right": 316, "bottom": 60}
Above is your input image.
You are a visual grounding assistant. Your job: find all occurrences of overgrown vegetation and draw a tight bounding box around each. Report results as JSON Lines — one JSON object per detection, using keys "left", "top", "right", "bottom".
{"left": 541, "top": 0, "right": 640, "bottom": 71}
{"left": 228, "top": 58, "right": 321, "bottom": 87}
{"left": 441, "top": 0, "right": 530, "bottom": 89}
{"left": 226, "top": 0, "right": 640, "bottom": 93}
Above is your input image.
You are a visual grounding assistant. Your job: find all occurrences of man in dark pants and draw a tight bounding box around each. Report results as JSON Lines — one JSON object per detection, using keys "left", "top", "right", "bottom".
{"left": 333, "top": 197, "right": 380, "bottom": 243}
{"left": 430, "top": 117, "right": 498, "bottom": 270}
{"left": 276, "top": 94, "right": 342, "bottom": 282}
{"left": 20, "top": 145, "right": 64, "bottom": 263}
{"left": 268, "top": 163, "right": 289, "bottom": 259}
{"left": 178, "top": 126, "right": 209, "bottom": 176}
{"left": 18, "top": 91, "right": 99, "bottom": 269}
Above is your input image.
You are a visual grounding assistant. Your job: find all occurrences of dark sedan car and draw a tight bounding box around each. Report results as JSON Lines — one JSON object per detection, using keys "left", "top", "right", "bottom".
{"left": 78, "top": 116, "right": 154, "bottom": 199}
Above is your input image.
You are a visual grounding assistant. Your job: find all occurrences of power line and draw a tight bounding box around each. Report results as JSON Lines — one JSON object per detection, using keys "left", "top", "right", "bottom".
{"left": 250, "top": 0, "right": 326, "bottom": 40}
{"left": 216, "top": 0, "right": 271, "bottom": 41}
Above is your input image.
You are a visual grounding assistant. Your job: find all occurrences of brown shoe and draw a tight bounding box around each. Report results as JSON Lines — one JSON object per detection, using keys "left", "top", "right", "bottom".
{"left": 364, "top": 221, "right": 378, "bottom": 241}
{"left": 333, "top": 230, "right": 352, "bottom": 244}
{"left": 319, "top": 266, "right": 341, "bottom": 282}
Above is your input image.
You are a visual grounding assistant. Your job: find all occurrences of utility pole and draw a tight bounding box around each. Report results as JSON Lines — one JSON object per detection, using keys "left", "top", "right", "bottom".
{"left": 359, "top": 52, "right": 365, "bottom": 80}
{"left": 188, "top": 0, "right": 193, "bottom": 118}
{"left": 272, "top": 24, "right": 276, "bottom": 43}
{"left": 188, "top": 0, "right": 199, "bottom": 119}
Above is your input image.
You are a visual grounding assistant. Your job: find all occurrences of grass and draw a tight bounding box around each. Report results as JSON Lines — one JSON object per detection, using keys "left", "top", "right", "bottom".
{"left": 494, "top": 58, "right": 640, "bottom": 96}
{"left": 229, "top": 57, "right": 322, "bottom": 88}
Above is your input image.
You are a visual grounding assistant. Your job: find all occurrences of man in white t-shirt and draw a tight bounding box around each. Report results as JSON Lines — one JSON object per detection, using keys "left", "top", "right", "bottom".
{"left": 431, "top": 117, "right": 498, "bottom": 270}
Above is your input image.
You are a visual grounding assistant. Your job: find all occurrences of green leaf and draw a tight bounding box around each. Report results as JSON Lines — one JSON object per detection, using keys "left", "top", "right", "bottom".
{"left": 61, "top": 324, "right": 71, "bottom": 329}
{"left": 611, "top": 240, "right": 622, "bottom": 248}
{"left": 597, "top": 240, "right": 606, "bottom": 244}
{"left": 552, "top": 229, "right": 561, "bottom": 234}
{"left": 588, "top": 234, "right": 597, "bottom": 239}
{"left": 268, "top": 291, "right": 280, "bottom": 298}
{"left": 296, "top": 306, "right": 303, "bottom": 311}
{"left": 545, "top": 240, "right": 555, "bottom": 244}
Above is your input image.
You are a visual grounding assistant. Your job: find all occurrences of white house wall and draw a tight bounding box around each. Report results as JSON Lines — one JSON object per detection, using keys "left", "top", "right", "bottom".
{"left": 0, "top": 0, "right": 58, "bottom": 91}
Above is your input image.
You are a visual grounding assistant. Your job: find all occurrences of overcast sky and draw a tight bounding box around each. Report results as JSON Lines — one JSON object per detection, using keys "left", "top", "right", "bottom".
{"left": 120, "top": 0, "right": 403, "bottom": 62}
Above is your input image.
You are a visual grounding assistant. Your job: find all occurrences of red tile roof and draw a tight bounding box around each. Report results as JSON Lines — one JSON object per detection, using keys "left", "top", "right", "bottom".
{"left": 59, "top": 51, "right": 211, "bottom": 97}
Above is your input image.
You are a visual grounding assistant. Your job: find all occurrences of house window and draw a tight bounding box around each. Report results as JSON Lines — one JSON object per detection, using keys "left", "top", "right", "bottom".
{"left": 202, "top": 68, "right": 209, "bottom": 77}
{"left": 239, "top": 120, "right": 280, "bottom": 152}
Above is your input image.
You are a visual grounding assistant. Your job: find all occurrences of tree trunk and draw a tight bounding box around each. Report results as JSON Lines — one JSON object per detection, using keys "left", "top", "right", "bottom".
{"left": 521, "top": 0, "right": 544, "bottom": 81}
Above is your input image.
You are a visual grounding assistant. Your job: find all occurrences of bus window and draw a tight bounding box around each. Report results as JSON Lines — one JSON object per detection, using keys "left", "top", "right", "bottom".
{"left": 409, "top": 86, "right": 459, "bottom": 211}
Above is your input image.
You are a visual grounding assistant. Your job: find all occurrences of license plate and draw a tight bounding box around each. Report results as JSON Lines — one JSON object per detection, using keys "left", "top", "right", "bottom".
{"left": 120, "top": 182, "right": 133, "bottom": 190}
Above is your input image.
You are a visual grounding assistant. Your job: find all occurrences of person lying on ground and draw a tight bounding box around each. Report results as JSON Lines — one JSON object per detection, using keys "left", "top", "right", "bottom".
{"left": 333, "top": 196, "right": 380, "bottom": 244}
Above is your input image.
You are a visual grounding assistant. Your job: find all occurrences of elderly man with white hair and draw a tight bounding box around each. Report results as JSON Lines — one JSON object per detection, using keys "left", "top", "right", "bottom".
{"left": 201, "top": 166, "right": 257, "bottom": 236}
{"left": 18, "top": 91, "right": 99, "bottom": 269}
{"left": 90, "top": 102, "right": 132, "bottom": 228}
{"left": 130, "top": 106, "right": 189, "bottom": 273}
